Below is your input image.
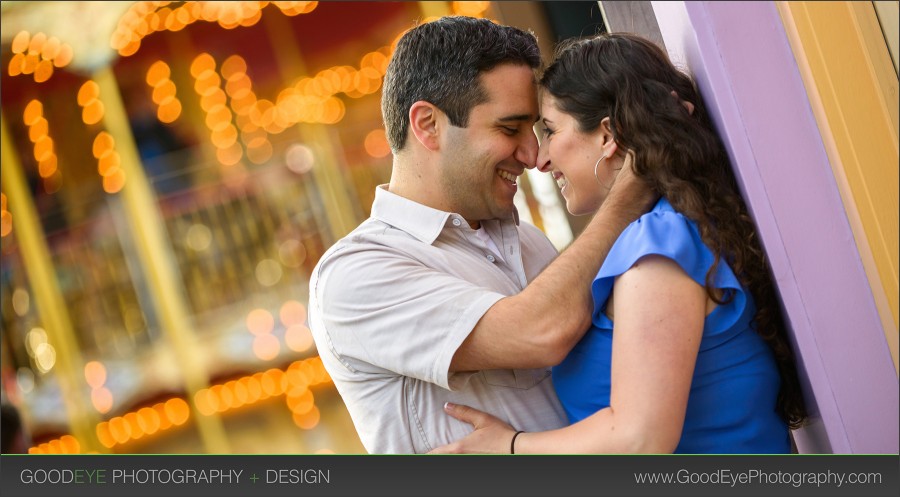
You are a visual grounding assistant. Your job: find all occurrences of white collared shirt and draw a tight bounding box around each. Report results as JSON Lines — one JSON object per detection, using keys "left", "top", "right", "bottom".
{"left": 308, "top": 185, "right": 567, "bottom": 453}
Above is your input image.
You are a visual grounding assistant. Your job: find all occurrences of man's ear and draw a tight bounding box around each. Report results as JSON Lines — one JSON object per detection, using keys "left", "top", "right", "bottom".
{"left": 599, "top": 117, "right": 619, "bottom": 158}
{"left": 409, "top": 101, "right": 441, "bottom": 151}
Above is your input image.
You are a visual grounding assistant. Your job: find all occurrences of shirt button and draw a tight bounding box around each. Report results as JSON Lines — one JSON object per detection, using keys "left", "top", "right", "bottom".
{"left": 486, "top": 254, "right": 496, "bottom": 263}
{"left": 452, "top": 219, "right": 462, "bottom": 227}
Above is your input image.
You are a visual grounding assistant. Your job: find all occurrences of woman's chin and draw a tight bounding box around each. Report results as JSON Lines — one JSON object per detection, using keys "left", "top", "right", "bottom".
{"left": 566, "top": 203, "right": 591, "bottom": 217}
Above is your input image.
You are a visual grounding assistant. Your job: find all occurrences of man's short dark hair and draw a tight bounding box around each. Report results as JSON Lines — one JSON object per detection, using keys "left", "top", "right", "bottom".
{"left": 381, "top": 16, "right": 541, "bottom": 152}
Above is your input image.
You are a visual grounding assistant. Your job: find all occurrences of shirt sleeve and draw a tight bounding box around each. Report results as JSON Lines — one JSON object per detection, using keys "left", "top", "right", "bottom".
{"left": 590, "top": 206, "right": 749, "bottom": 337}
{"left": 312, "top": 242, "right": 504, "bottom": 391}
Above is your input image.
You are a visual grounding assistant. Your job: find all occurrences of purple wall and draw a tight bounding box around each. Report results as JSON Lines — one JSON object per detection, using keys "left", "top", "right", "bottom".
{"left": 651, "top": 1, "right": 899, "bottom": 453}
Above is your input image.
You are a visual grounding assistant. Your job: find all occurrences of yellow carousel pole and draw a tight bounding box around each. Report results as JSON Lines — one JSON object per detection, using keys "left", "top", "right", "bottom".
{"left": 92, "top": 67, "right": 230, "bottom": 454}
{"left": 262, "top": 11, "right": 361, "bottom": 241}
{"left": 1, "top": 114, "right": 103, "bottom": 453}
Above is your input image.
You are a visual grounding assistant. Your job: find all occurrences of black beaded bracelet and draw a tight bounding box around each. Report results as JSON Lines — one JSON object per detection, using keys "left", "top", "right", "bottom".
{"left": 510, "top": 430, "right": 525, "bottom": 454}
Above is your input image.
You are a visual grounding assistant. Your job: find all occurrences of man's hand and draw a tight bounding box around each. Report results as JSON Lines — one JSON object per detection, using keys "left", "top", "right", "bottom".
{"left": 603, "top": 150, "right": 657, "bottom": 221}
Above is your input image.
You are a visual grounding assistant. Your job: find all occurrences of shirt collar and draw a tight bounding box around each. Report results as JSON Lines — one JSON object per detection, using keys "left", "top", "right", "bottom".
{"left": 370, "top": 185, "right": 520, "bottom": 245}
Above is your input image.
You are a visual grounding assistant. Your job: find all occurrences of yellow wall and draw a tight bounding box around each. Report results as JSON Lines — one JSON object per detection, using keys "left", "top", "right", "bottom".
{"left": 777, "top": 1, "right": 899, "bottom": 373}
{"left": 873, "top": 1, "right": 898, "bottom": 75}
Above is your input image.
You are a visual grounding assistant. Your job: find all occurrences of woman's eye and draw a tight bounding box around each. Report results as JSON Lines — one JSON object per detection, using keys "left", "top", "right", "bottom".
{"left": 542, "top": 127, "right": 554, "bottom": 137}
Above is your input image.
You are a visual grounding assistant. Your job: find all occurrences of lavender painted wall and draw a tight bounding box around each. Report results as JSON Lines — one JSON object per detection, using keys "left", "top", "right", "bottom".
{"left": 651, "top": 1, "right": 899, "bottom": 453}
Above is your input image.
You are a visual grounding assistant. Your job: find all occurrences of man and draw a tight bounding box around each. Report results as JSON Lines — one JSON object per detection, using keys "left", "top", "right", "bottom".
{"left": 308, "top": 16, "right": 652, "bottom": 453}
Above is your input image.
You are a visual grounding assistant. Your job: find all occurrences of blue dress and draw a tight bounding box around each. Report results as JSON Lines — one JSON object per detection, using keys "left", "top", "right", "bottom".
{"left": 552, "top": 198, "right": 790, "bottom": 453}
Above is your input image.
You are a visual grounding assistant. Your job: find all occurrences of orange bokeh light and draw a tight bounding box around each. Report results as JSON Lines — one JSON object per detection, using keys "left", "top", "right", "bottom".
{"left": 33, "top": 60, "right": 54, "bottom": 83}
{"left": 28, "top": 117, "right": 48, "bottom": 142}
{"left": 246, "top": 308, "right": 275, "bottom": 335}
{"left": 84, "top": 360, "right": 107, "bottom": 388}
{"left": 253, "top": 333, "right": 281, "bottom": 361}
{"left": 364, "top": 128, "right": 391, "bottom": 158}
{"left": 216, "top": 142, "right": 243, "bottom": 166}
{"left": 146, "top": 61, "right": 171, "bottom": 87}
{"left": 59, "top": 435, "right": 81, "bottom": 454}
{"left": 38, "top": 155, "right": 58, "bottom": 179}
{"left": 77, "top": 81, "right": 100, "bottom": 106}
{"left": 12, "top": 31, "right": 30, "bottom": 54}
{"left": 91, "top": 387, "right": 114, "bottom": 414}
{"left": 125, "top": 412, "right": 144, "bottom": 439}
{"left": 82, "top": 100, "right": 105, "bottom": 125}
{"left": 137, "top": 407, "right": 161, "bottom": 435}
{"left": 102, "top": 168, "right": 126, "bottom": 194}
{"left": 286, "top": 387, "right": 314, "bottom": 415}
{"left": 165, "top": 398, "right": 190, "bottom": 426}
{"left": 292, "top": 405, "right": 320, "bottom": 430}
{"left": 98, "top": 150, "right": 121, "bottom": 177}
{"left": 279, "top": 300, "right": 307, "bottom": 327}
{"left": 54, "top": 43, "right": 73, "bottom": 67}
{"left": 92, "top": 132, "right": 115, "bottom": 158}
{"left": 23, "top": 99, "right": 43, "bottom": 126}
{"left": 96, "top": 422, "right": 115, "bottom": 448}
{"left": 285, "top": 325, "right": 314, "bottom": 352}
{"left": 33, "top": 135, "right": 54, "bottom": 162}
{"left": 158, "top": 99, "right": 182, "bottom": 123}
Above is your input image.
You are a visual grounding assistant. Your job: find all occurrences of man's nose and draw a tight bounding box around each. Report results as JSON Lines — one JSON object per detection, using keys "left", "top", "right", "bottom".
{"left": 515, "top": 131, "right": 538, "bottom": 169}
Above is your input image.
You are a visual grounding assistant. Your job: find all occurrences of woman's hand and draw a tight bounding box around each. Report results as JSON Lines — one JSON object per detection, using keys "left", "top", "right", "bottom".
{"left": 428, "top": 403, "right": 518, "bottom": 454}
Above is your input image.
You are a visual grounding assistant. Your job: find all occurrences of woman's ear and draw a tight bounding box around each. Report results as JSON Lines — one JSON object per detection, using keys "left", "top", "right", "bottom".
{"left": 409, "top": 101, "right": 441, "bottom": 151}
{"left": 599, "top": 117, "right": 619, "bottom": 158}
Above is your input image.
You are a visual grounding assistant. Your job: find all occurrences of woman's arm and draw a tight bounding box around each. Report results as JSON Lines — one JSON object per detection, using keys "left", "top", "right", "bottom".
{"left": 432, "top": 254, "right": 706, "bottom": 454}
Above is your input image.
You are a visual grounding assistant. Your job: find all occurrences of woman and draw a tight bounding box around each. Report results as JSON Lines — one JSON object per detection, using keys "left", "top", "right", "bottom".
{"left": 432, "top": 33, "right": 806, "bottom": 454}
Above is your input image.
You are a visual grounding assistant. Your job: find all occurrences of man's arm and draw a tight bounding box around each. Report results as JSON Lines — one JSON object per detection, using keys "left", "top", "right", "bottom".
{"left": 450, "top": 154, "right": 655, "bottom": 371}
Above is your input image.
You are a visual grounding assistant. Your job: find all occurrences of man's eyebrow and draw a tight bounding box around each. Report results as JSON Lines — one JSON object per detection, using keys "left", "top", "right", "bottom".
{"left": 497, "top": 114, "right": 535, "bottom": 123}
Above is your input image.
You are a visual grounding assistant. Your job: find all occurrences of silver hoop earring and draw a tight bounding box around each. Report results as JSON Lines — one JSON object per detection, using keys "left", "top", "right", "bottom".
{"left": 594, "top": 154, "right": 611, "bottom": 191}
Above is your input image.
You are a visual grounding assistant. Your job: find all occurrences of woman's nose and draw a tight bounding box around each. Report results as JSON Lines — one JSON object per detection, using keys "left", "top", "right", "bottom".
{"left": 536, "top": 143, "right": 551, "bottom": 173}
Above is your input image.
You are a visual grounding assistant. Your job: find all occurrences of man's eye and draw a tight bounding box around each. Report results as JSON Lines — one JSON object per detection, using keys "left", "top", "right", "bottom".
{"left": 501, "top": 126, "right": 518, "bottom": 135}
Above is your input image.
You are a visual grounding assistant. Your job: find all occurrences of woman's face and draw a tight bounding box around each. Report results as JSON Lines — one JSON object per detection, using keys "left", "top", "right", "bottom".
{"left": 535, "top": 94, "right": 618, "bottom": 216}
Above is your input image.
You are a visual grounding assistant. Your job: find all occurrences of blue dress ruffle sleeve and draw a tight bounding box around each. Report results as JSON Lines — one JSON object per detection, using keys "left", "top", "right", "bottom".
{"left": 552, "top": 198, "right": 790, "bottom": 453}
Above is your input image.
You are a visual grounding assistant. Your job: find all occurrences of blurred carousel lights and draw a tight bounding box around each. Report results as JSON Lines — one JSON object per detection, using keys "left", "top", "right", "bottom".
{"left": 110, "top": 1, "right": 319, "bottom": 57}
{"left": 451, "top": 1, "right": 491, "bottom": 17}
{"left": 27, "top": 435, "right": 81, "bottom": 455}
{"left": 364, "top": 129, "right": 391, "bottom": 159}
{"left": 92, "top": 131, "right": 126, "bottom": 194}
{"left": 185, "top": 223, "right": 212, "bottom": 251}
{"left": 210, "top": 42, "right": 388, "bottom": 163}
{"left": 8, "top": 31, "right": 73, "bottom": 82}
{"left": 23, "top": 100, "right": 63, "bottom": 194}
{"left": 93, "top": 398, "right": 189, "bottom": 450}
{"left": 280, "top": 300, "right": 313, "bottom": 353}
{"left": 85, "top": 361, "right": 114, "bottom": 414}
{"left": 191, "top": 53, "right": 245, "bottom": 167}
{"left": 33, "top": 357, "right": 332, "bottom": 453}
{"left": 146, "top": 60, "right": 182, "bottom": 123}
{"left": 284, "top": 144, "right": 314, "bottom": 174}
{"left": 16, "top": 368, "right": 35, "bottom": 395}
{"left": 24, "top": 327, "right": 56, "bottom": 374}
{"left": 278, "top": 238, "right": 307, "bottom": 268}
{"left": 25, "top": 327, "right": 47, "bottom": 356}
{"left": 1, "top": 193, "right": 12, "bottom": 237}
{"left": 12, "top": 288, "right": 30, "bottom": 316}
{"left": 77, "top": 80, "right": 105, "bottom": 125}
{"left": 255, "top": 258, "right": 283, "bottom": 287}
{"left": 247, "top": 307, "right": 280, "bottom": 361}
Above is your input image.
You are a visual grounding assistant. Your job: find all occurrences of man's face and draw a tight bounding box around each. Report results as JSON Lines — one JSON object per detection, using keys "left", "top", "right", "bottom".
{"left": 439, "top": 63, "right": 539, "bottom": 225}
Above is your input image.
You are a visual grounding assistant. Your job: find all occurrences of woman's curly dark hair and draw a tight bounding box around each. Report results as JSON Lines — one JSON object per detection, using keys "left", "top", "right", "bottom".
{"left": 541, "top": 33, "right": 806, "bottom": 428}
